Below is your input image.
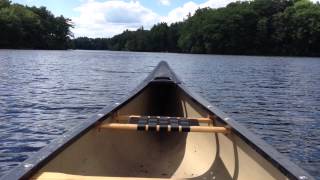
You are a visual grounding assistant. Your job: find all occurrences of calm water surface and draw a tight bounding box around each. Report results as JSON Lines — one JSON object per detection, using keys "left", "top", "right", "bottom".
{"left": 0, "top": 50, "right": 319, "bottom": 178}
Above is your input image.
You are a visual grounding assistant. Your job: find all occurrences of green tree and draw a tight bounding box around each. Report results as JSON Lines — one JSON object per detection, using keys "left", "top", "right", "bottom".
{"left": 149, "top": 22, "right": 169, "bottom": 51}
{"left": 272, "top": 0, "right": 320, "bottom": 55}
{"left": 0, "top": 2, "right": 73, "bottom": 49}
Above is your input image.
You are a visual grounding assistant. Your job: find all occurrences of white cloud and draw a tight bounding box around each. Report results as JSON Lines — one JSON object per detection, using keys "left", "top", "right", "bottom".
{"left": 72, "top": 0, "right": 159, "bottom": 38}
{"left": 163, "top": 0, "right": 239, "bottom": 24}
{"left": 161, "top": 1, "right": 198, "bottom": 23}
{"left": 72, "top": 0, "right": 240, "bottom": 38}
{"left": 159, "top": 0, "right": 171, "bottom": 6}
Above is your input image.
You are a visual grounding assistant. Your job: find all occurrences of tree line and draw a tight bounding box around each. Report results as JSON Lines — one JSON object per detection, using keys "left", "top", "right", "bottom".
{"left": 0, "top": 0, "right": 72, "bottom": 49}
{"left": 1, "top": 0, "right": 320, "bottom": 56}
{"left": 73, "top": 0, "right": 320, "bottom": 56}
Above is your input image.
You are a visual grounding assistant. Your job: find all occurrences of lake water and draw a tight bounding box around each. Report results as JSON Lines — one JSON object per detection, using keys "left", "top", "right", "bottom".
{"left": 0, "top": 50, "right": 319, "bottom": 178}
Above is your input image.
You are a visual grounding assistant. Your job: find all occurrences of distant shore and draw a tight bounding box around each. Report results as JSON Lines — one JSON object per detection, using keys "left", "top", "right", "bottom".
{"left": 1, "top": 0, "right": 320, "bottom": 57}
{"left": 71, "top": 0, "right": 320, "bottom": 57}
{"left": 2, "top": 49, "right": 320, "bottom": 58}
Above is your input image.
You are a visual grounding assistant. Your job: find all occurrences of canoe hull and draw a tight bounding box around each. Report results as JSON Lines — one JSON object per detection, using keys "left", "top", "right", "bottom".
{"left": 33, "top": 82, "right": 289, "bottom": 180}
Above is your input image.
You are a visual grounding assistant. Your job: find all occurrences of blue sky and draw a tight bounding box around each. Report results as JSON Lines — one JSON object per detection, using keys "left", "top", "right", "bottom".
{"left": 11, "top": 0, "right": 319, "bottom": 38}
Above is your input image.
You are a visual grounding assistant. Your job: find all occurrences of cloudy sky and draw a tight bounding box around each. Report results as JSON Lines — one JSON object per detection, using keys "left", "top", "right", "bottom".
{"left": 12, "top": 0, "right": 319, "bottom": 38}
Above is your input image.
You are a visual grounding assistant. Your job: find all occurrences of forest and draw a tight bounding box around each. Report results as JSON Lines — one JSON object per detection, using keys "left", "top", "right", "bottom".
{"left": 0, "top": 0, "right": 72, "bottom": 49}
{"left": 73, "top": 0, "right": 320, "bottom": 56}
{"left": 1, "top": 0, "right": 320, "bottom": 56}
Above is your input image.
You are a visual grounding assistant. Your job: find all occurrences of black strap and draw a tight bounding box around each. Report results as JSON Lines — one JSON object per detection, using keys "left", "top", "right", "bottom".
{"left": 130, "top": 116, "right": 199, "bottom": 132}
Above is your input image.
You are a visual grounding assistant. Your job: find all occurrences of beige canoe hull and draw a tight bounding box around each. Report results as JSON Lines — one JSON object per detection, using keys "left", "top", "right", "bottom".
{"left": 33, "top": 83, "right": 288, "bottom": 180}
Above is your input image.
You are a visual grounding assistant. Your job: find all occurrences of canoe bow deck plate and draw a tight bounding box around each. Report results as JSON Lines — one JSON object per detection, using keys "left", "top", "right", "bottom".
{"left": 1, "top": 61, "right": 314, "bottom": 180}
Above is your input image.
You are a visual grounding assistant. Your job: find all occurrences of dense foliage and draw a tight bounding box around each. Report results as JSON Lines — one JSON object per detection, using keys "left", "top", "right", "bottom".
{"left": 73, "top": 0, "right": 320, "bottom": 56}
{"left": 0, "top": 0, "right": 72, "bottom": 49}
{"left": 1, "top": 0, "right": 320, "bottom": 55}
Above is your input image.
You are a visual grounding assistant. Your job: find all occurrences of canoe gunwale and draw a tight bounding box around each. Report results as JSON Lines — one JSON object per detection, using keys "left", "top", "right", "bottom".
{"left": 0, "top": 61, "right": 314, "bottom": 180}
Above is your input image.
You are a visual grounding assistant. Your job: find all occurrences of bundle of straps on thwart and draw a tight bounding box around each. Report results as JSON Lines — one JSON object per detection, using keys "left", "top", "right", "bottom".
{"left": 129, "top": 116, "right": 200, "bottom": 132}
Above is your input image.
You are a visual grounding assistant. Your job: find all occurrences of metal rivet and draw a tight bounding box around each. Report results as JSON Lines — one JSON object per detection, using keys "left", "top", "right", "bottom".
{"left": 224, "top": 117, "right": 230, "bottom": 121}
{"left": 24, "top": 163, "right": 33, "bottom": 168}
{"left": 97, "top": 114, "right": 103, "bottom": 117}
{"left": 299, "top": 176, "right": 308, "bottom": 180}
{"left": 115, "top": 102, "right": 120, "bottom": 105}
{"left": 207, "top": 105, "right": 212, "bottom": 108}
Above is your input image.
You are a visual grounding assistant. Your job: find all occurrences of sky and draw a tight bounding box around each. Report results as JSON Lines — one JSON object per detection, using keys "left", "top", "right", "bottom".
{"left": 12, "top": 0, "right": 320, "bottom": 38}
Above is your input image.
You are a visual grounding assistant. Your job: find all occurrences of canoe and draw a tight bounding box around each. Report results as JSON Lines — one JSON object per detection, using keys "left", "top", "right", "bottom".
{"left": 1, "top": 61, "right": 314, "bottom": 180}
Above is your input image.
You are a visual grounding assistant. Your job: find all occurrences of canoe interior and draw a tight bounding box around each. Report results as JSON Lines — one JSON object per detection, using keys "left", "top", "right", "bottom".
{"left": 33, "top": 83, "right": 288, "bottom": 180}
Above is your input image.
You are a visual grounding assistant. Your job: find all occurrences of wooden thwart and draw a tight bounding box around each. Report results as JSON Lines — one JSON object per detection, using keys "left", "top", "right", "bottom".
{"left": 115, "top": 115, "right": 213, "bottom": 123}
{"left": 100, "top": 123, "right": 229, "bottom": 133}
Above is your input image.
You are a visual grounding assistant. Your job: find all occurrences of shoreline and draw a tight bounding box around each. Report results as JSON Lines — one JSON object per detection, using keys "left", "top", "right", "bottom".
{"left": 1, "top": 49, "right": 320, "bottom": 58}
